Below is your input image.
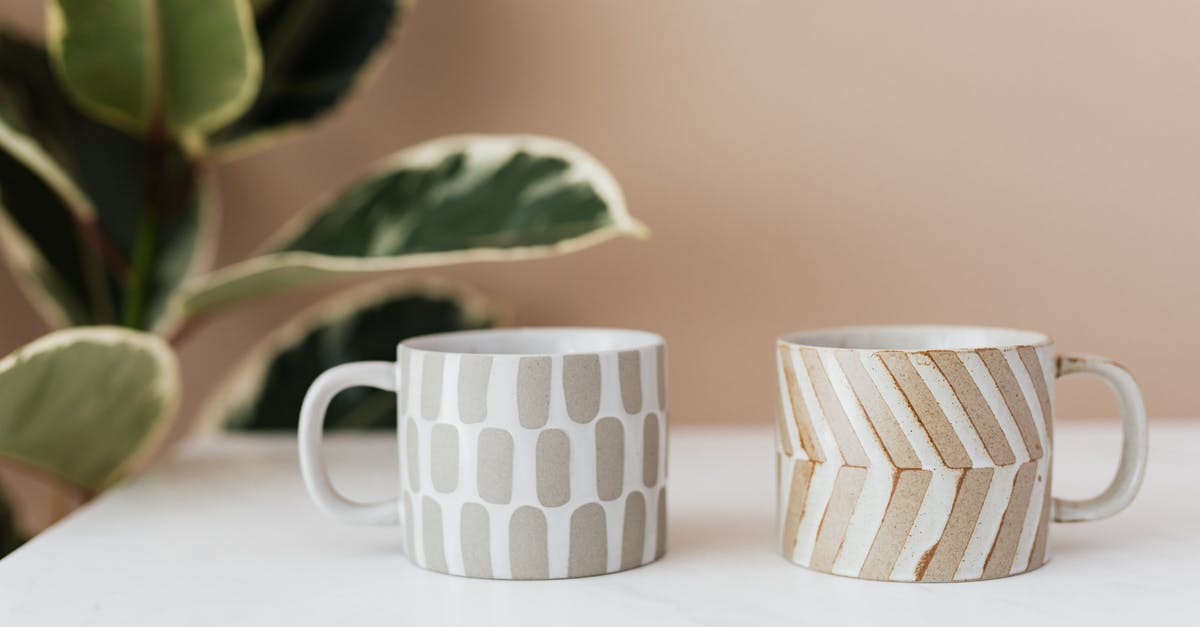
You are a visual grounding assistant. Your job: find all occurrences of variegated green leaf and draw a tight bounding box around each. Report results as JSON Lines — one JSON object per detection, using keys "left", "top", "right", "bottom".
{"left": 0, "top": 117, "right": 102, "bottom": 326}
{"left": 47, "top": 0, "right": 262, "bottom": 137}
{"left": 0, "top": 327, "right": 180, "bottom": 492}
{"left": 0, "top": 32, "right": 216, "bottom": 330}
{"left": 212, "top": 0, "right": 402, "bottom": 156}
{"left": 204, "top": 281, "right": 497, "bottom": 431}
{"left": 172, "top": 134, "right": 645, "bottom": 325}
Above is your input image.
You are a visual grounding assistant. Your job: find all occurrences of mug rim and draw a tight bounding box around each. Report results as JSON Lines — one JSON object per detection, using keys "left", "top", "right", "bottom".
{"left": 778, "top": 324, "right": 1053, "bottom": 352}
{"left": 400, "top": 326, "right": 664, "bottom": 357}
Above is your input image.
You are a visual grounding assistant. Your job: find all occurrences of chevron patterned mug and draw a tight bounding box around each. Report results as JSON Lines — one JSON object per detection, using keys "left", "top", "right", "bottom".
{"left": 774, "top": 325, "right": 1148, "bottom": 582}
{"left": 299, "top": 327, "right": 668, "bottom": 579}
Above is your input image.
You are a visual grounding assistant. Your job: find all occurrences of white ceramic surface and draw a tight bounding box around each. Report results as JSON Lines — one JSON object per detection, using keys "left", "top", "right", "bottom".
{"left": 0, "top": 425, "right": 1192, "bottom": 626}
{"left": 299, "top": 327, "right": 668, "bottom": 579}
{"left": 775, "top": 325, "right": 1148, "bottom": 582}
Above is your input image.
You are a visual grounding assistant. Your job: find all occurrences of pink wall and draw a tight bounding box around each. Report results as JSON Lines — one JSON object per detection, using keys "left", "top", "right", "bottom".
{"left": 2, "top": 1, "right": 1196, "bottom": 429}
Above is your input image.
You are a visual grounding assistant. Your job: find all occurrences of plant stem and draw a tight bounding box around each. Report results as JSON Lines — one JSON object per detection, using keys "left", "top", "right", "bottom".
{"left": 75, "top": 217, "right": 130, "bottom": 278}
{"left": 122, "top": 118, "right": 170, "bottom": 330}
{"left": 75, "top": 227, "right": 117, "bottom": 324}
{"left": 120, "top": 207, "right": 158, "bottom": 328}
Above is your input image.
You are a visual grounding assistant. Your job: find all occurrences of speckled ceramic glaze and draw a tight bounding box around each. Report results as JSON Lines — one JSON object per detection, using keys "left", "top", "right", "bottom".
{"left": 300, "top": 328, "right": 667, "bottom": 579}
{"left": 774, "top": 325, "right": 1147, "bottom": 582}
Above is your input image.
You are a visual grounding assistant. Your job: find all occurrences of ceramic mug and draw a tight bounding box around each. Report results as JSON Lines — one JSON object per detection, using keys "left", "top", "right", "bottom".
{"left": 774, "top": 325, "right": 1147, "bottom": 582}
{"left": 299, "top": 327, "right": 668, "bottom": 579}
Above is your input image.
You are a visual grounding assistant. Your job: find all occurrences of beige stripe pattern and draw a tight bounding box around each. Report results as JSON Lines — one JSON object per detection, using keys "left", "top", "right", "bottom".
{"left": 1019, "top": 346, "right": 1054, "bottom": 444}
{"left": 978, "top": 349, "right": 1043, "bottom": 459}
{"left": 776, "top": 342, "right": 1055, "bottom": 582}
{"left": 919, "top": 467, "right": 994, "bottom": 580}
{"left": 801, "top": 351, "right": 871, "bottom": 467}
{"left": 777, "top": 345, "right": 826, "bottom": 462}
{"left": 835, "top": 352, "right": 922, "bottom": 468}
{"left": 878, "top": 351, "right": 973, "bottom": 468}
{"left": 809, "top": 466, "right": 868, "bottom": 571}
{"left": 981, "top": 460, "right": 1039, "bottom": 578}
{"left": 928, "top": 351, "right": 1016, "bottom": 465}
{"left": 859, "top": 469, "right": 933, "bottom": 579}
{"left": 781, "top": 459, "right": 814, "bottom": 558}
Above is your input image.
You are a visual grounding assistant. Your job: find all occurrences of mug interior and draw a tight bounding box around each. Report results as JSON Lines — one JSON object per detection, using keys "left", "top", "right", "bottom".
{"left": 402, "top": 327, "right": 663, "bottom": 356}
{"left": 781, "top": 324, "right": 1051, "bottom": 351}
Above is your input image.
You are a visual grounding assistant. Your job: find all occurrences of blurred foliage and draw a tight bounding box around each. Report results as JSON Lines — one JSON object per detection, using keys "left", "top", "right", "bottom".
{"left": 0, "top": 484, "right": 23, "bottom": 556}
{"left": 215, "top": 284, "right": 497, "bottom": 431}
{"left": 0, "top": 327, "right": 178, "bottom": 492}
{"left": 0, "top": 0, "right": 644, "bottom": 556}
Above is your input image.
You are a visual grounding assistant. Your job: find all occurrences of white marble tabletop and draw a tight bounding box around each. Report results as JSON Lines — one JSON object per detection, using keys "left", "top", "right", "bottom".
{"left": 0, "top": 423, "right": 1194, "bottom": 626}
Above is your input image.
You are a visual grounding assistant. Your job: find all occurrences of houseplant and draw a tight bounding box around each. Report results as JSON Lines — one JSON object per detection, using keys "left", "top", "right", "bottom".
{"left": 0, "top": 0, "right": 645, "bottom": 554}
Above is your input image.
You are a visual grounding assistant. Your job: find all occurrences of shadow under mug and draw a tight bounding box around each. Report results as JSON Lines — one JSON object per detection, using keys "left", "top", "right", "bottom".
{"left": 299, "top": 327, "right": 668, "bottom": 580}
{"left": 774, "top": 325, "right": 1148, "bottom": 582}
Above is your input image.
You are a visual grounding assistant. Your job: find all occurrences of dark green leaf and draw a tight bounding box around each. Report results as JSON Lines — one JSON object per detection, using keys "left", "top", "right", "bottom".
{"left": 175, "top": 134, "right": 644, "bottom": 322}
{"left": 211, "top": 0, "right": 401, "bottom": 154}
{"left": 0, "top": 32, "right": 214, "bottom": 330}
{"left": 0, "top": 123, "right": 101, "bottom": 325}
{"left": 214, "top": 283, "right": 496, "bottom": 430}
{"left": 0, "top": 486, "right": 25, "bottom": 557}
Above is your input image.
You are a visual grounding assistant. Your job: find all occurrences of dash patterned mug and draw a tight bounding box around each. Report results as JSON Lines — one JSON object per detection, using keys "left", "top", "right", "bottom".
{"left": 299, "top": 327, "right": 668, "bottom": 579}
{"left": 774, "top": 325, "right": 1147, "bottom": 582}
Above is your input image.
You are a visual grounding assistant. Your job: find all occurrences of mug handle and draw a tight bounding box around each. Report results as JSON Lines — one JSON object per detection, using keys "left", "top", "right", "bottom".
{"left": 298, "top": 361, "right": 400, "bottom": 525}
{"left": 1052, "top": 354, "right": 1149, "bottom": 522}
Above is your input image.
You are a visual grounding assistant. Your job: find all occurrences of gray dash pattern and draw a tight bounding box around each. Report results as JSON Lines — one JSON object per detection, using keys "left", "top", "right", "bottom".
{"left": 621, "top": 492, "right": 647, "bottom": 569}
{"left": 656, "top": 487, "right": 667, "bottom": 558}
{"left": 405, "top": 417, "right": 420, "bottom": 491}
{"left": 618, "top": 350, "right": 643, "bottom": 414}
{"left": 420, "top": 353, "right": 444, "bottom": 420}
{"left": 536, "top": 429, "right": 571, "bottom": 507}
{"left": 656, "top": 345, "right": 667, "bottom": 411}
{"left": 460, "top": 503, "right": 492, "bottom": 578}
{"left": 643, "top": 413, "right": 660, "bottom": 488}
{"left": 422, "top": 496, "right": 447, "bottom": 572}
{"left": 564, "top": 354, "right": 602, "bottom": 423}
{"left": 457, "top": 355, "right": 492, "bottom": 423}
{"left": 397, "top": 347, "right": 409, "bottom": 415}
{"left": 477, "top": 428, "right": 514, "bottom": 504}
{"left": 595, "top": 417, "right": 625, "bottom": 501}
{"left": 517, "top": 357, "right": 552, "bottom": 428}
{"left": 568, "top": 503, "right": 608, "bottom": 577}
{"left": 430, "top": 424, "right": 459, "bottom": 493}
{"left": 509, "top": 506, "right": 549, "bottom": 579}
{"left": 394, "top": 340, "right": 668, "bottom": 580}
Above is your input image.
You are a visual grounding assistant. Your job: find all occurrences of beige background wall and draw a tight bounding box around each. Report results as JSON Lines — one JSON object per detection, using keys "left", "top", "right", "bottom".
{"left": 2, "top": 1, "right": 1197, "bottom": 428}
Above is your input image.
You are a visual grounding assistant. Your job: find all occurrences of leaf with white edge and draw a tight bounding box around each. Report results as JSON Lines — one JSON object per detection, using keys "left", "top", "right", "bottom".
{"left": 46, "top": 0, "right": 262, "bottom": 137}
{"left": 0, "top": 117, "right": 103, "bottom": 326}
{"left": 172, "top": 134, "right": 646, "bottom": 324}
{"left": 0, "top": 327, "right": 180, "bottom": 492}
{"left": 212, "top": 0, "right": 402, "bottom": 156}
{"left": 0, "top": 32, "right": 217, "bottom": 330}
{"left": 203, "top": 281, "right": 498, "bottom": 431}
